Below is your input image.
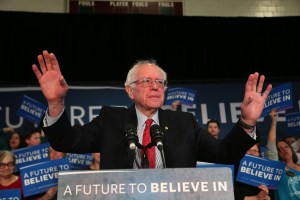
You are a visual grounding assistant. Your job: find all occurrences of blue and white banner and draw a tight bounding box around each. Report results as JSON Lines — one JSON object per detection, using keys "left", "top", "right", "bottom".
{"left": 20, "top": 158, "right": 71, "bottom": 197}
{"left": 236, "top": 154, "right": 285, "bottom": 189}
{"left": 164, "top": 87, "right": 197, "bottom": 106}
{"left": 66, "top": 153, "right": 93, "bottom": 170}
{"left": 16, "top": 95, "right": 47, "bottom": 124}
{"left": 13, "top": 143, "right": 50, "bottom": 171}
{"left": 286, "top": 112, "right": 300, "bottom": 135}
{"left": 261, "top": 82, "right": 293, "bottom": 118}
{"left": 0, "top": 82, "right": 299, "bottom": 145}
{"left": 0, "top": 188, "right": 21, "bottom": 199}
{"left": 57, "top": 167, "right": 234, "bottom": 199}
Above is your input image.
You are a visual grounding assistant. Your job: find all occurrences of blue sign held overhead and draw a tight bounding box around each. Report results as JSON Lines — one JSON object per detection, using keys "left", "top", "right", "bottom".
{"left": 16, "top": 95, "right": 47, "bottom": 124}
{"left": 261, "top": 82, "right": 293, "bottom": 118}
{"left": 164, "top": 87, "right": 197, "bottom": 106}
{"left": 286, "top": 112, "right": 300, "bottom": 135}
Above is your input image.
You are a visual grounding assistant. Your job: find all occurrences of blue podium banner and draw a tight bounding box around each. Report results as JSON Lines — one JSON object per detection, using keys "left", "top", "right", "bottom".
{"left": 20, "top": 158, "right": 71, "bottom": 197}
{"left": 236, "top": 155, "right": 285, "bottom": 189}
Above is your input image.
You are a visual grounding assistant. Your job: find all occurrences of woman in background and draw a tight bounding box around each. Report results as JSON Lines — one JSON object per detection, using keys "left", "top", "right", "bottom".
{"left": 0, "top": 150, "right": 26, "bottom": 199}
{"left": 275, "top": 140, "right": 300, "bottom": 200}
{"left": 234, "top": 143, "right": 272, "bottom": 200}
{"left": 9, "top": 131, "right": 25, "bottom": 151}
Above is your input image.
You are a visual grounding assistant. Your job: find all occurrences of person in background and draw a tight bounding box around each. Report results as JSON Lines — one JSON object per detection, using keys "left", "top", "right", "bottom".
{"left": 234, "top": 143, "right": 272, "bottom": 200}
{"left": 88, "top": 152, "right": 101, "bottom": 170}
{"left": 171, "top": 100, "right": 181, "bottom": 111}
{"left": 24, "top": 128, "right": 42, "bottom": 147}
{"left": 48, "top": 145, "right": 66, "bottom": 160}
{"left": 266, "top": 110, "right": 300, "bottom": 164}
{"left": 283, "top": 135, "right": 296, "bottom": 146}
{"left": 206, "top": 118, "right": 221, "bottom": 139}
{"left": 31, "top": 50, "right": 272, "bottom": 170}
{"left": 0, "top": 150, "right": 26, "bottom": 199}
{"left": 265, "top": 110, "right": 300, "bottom": 199}
{"left": 275, "top": 140, "right": 300, "bottom": 199}
{"left": 9, "top": 131, "right": 25, "bottom": 151}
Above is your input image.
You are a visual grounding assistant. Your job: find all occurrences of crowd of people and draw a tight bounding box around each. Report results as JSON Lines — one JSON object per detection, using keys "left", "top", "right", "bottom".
{"left": 1, "top": 50, "right": 299, "bottom": 200}
{"left": 0, "top": 127, "right": 101, "bottom": 199}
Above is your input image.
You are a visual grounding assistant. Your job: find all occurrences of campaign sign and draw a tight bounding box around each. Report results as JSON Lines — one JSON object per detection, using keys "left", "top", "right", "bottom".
{"left": 0, "top": 188, "right": 21, "bottom": 199}
{"left": 236, "top": 154, "right": 285, "bottom": 189}
{"left": 13, "top": 143, "right": 50, "bottom": 171}
{"left": 20, "top": 158, "right": 71, "bottom": 197}
{"left": 57, "top": 167, "right": 234, "bottom": 200}
{"left": 164, "top": 87, "right": 197, "bottom": 106}
{"left": 16, "top": 95, "right": 47, "bottom": 124}
{"left": 261, "top": 82, "right": 293, "bottom": 118}
{"left": 66, "top": 153, "right": 93, "bottom": 170}
{"left": 286, "top": 112, "right": 300, "bottom": 135}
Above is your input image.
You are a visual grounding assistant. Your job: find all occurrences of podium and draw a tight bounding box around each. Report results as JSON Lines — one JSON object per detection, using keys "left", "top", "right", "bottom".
{"left": 57, "top": 167, "right": 234, "bottom": 199}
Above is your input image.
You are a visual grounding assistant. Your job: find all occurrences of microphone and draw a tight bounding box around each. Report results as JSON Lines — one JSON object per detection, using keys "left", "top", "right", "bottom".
{"left": 150, "top": 124, "right": 165, "bottom": 151}
{"left": 124, "top": 124, "right": 138, "bottom": 151}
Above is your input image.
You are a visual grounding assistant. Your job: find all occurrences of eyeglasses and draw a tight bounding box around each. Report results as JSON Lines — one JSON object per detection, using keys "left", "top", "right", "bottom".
{"left": 0, "top": 161, "right": 15, "bottom": 169}
{"left": 130, "top": 78, "right": 167, "bottom": 88}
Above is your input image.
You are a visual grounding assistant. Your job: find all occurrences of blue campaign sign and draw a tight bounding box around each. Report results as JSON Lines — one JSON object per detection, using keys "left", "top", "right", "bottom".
{"left": 286, "top": 112, "right": 300, "bottom": 135}
{"left": 13, "top": 143, "right": 50, "bottom": 171}
{"left": 66, "top": 152, "right": 93, "bottom": 170}
{"left": 0, "top": 188, "right": 21, "bottom": 199}
{"left": 20, "top": 158, "right": 71, "bottom": 197}
{"left": 164, "top": 87, "right": 197, "bottom": 106}
{"left": 236, "top": 154, "right": 285, "bottom": 189}
{"left": 16, "top": 95, "right": 47, "bottom": 124}
{"left": 261, "top": 82, "right": 293, "bottom": 118}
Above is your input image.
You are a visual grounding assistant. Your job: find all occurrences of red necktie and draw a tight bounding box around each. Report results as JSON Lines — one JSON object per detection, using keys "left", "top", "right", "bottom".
{"left": 142, "top": 119, "right": 155, "bottom": 168}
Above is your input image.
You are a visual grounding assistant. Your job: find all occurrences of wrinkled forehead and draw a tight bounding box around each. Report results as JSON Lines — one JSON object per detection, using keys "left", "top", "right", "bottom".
{"left": 135, "top": 64, "right": 164, "bottom": 79}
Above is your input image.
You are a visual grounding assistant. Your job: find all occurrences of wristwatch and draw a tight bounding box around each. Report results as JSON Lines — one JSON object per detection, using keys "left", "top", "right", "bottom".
{"left": 238, "top": 118, "right": 255, "bottom": 129}
{"left": 238, "top": 118, "right": 257, "bottom": 140}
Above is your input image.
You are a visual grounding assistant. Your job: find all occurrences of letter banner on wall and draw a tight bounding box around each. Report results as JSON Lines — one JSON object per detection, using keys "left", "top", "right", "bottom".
{"left": 0, "top": 82, "right": 299, "bottom": 146}
{"left": 68, "top": 0, "right": 183, "bottom": 16}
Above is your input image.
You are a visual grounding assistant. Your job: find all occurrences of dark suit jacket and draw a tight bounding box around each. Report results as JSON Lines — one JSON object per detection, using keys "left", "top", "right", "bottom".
{"left": 43, "top": 105, "right": 258, "bottom": 169}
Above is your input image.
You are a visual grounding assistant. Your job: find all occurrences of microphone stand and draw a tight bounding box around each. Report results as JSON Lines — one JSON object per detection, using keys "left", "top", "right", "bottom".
{"left": 141, "top": 145, "right": 149, "bottom": 168}
{"left": 134, "top": 143, "right": 143, "bottom": 169}
{"left": 158, "top": 146, "right": 166, "bottom": 168}
{"left": 144, "top": 143, "right": 166, "bottom": 168}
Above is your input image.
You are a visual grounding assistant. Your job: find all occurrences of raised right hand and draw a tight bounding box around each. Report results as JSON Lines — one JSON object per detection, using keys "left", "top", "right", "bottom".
{"left": 32, "top": 50, "right": 68, "bottom": 117}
